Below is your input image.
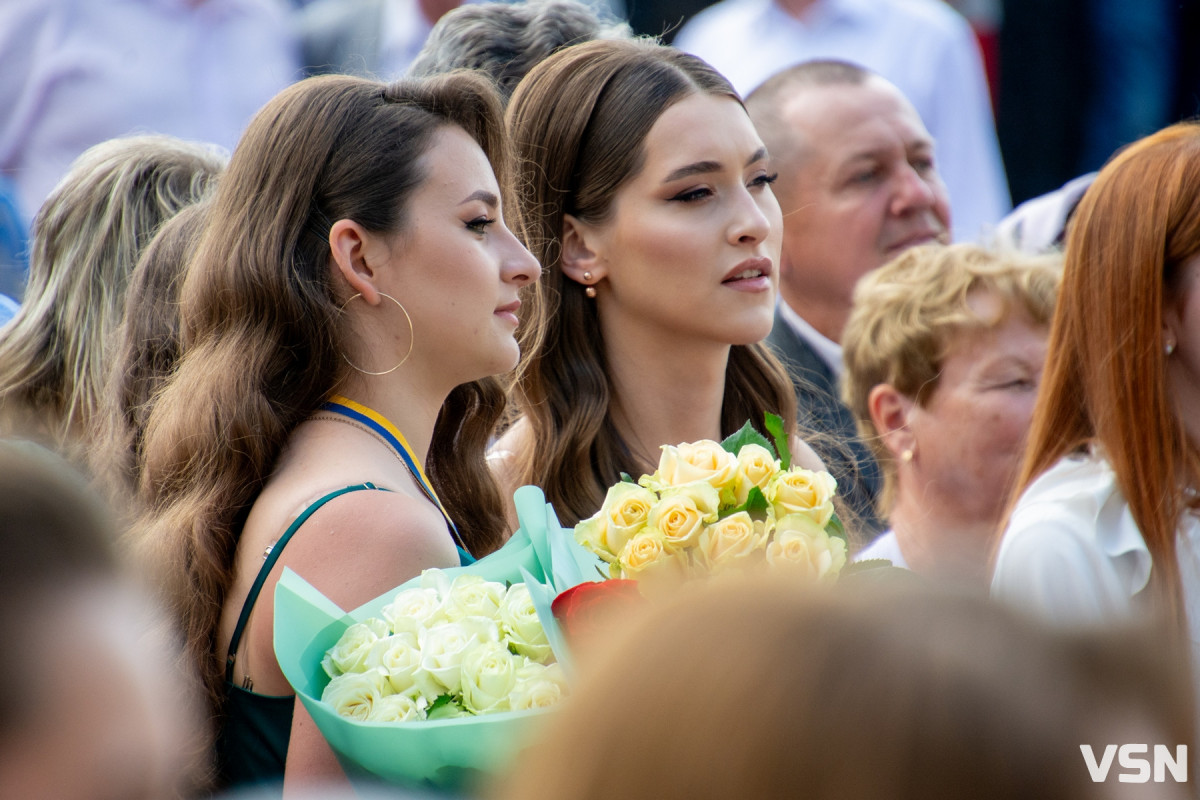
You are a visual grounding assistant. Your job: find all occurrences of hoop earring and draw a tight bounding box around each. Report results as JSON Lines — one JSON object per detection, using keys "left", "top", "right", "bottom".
{"left": 338, "top": 292, "right": 414, "bottom": 376}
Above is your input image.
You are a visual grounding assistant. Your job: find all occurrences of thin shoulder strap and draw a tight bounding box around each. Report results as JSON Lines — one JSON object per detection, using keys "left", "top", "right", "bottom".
{"left": 225, "top": 483, "right": 384, "bottom": 684}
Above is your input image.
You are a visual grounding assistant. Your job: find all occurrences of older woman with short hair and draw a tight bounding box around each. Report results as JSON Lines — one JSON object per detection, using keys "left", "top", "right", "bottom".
{"left": 841, "top": 243, "right": 1060, "bottom": 585}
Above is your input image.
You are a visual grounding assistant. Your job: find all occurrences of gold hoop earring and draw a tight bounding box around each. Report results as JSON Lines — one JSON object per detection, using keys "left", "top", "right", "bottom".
{"left": 338, "top": 292, "right": 414, "bottom": 376}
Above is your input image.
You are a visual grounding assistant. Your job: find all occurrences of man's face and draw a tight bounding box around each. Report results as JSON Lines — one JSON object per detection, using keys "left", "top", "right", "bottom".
{"left": 772, "top": 78, "right": 951, "bottom": 339}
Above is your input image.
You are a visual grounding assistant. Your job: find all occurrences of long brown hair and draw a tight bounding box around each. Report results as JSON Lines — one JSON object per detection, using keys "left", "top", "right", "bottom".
{"left": 137, "top": 73, "right": 520, "bottom": 709}
{"left": 504, "top": 39, "right": 798, "bottom": 526}
{"left": 1003, "top": 122, "right": 1200, "bottom": 628}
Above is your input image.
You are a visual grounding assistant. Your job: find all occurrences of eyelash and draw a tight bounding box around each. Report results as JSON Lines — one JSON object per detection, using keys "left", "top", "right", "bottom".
{"left": 670, "top": 173, "right": 780, "bottom": 203}
{"left": 466, "top": 216, "right": 496, "bottom": 233}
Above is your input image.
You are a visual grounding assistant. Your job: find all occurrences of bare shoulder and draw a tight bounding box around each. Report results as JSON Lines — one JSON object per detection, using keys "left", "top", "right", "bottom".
{"left": 274, "top": 487, "right": 460, "bottom": 611}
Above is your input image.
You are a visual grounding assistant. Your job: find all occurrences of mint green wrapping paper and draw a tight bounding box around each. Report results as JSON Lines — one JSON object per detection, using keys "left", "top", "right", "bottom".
{"left": 273, "top": 486, "right": 601, "bottom": 791}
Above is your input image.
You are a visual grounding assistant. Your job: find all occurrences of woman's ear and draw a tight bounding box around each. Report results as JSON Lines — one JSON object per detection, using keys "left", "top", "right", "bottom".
{"left": 560, "top": 213, "right": 607, "bottom": 287}
{"left": 329, "top": 219, "right": 380, "bottom": 303}
{"left": 868, "top": 384, "right": 916, "bottom": 461}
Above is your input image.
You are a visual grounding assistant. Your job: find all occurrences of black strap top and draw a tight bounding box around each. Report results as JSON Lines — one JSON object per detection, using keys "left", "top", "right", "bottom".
{"left": 215, "top": 484, "right": 474, "bottom": 790}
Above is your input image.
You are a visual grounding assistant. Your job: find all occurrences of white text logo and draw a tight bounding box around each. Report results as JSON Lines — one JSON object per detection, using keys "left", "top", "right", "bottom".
{"left": 1080, "top": 744, "right": 1188, "bottom": 783}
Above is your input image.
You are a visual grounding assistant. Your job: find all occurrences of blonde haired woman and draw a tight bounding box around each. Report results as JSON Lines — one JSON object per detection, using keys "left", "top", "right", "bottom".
{"left": 0, "top": 135, "right": 223, "bottom": 452}
{"left": 841, "top": 243, "right": 1059, "bottom": 585}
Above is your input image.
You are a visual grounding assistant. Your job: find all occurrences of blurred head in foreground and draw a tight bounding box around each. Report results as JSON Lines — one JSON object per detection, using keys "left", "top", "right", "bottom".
{"left": 497, "top": 576, "right": 1193, "bottom": 800}
{"left": 0, "top": 440, "right": 201, "bottom": 799}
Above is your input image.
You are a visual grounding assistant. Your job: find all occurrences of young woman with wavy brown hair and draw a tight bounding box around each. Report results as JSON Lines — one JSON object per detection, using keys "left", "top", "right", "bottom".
{"left": 992, "top": 122, "right": 1200, "bottom": 654}
{"left": 494, "top": 38, "right": 819, "bottom": 528}
{"left": 134, "top": 73, "right": 539, "bottom": 790}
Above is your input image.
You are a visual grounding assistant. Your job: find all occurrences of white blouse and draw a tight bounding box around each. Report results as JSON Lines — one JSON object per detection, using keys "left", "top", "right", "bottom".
{"left": 853, "top": 530, "right": 909, "bottom": 570}
{"left": 992, "top": 454, "right": 1200, "bottom": 656}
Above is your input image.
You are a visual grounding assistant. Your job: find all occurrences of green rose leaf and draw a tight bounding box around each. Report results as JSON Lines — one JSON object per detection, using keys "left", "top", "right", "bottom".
{"left": 720, "top": 420, "right": 775, "bottom": 458}
{"left": 764, "top": 411, "right": 792, "bottom": 470}
{"left": 718, "top": 486, "right": 770, "bottom": 521}
{"left": 620, "top": 472, "right": 636, "bottom": 484}
{"left": 426, "top": 694, "right": 469, "bottom": 719}
{"left": 825, "top": 512, "right": 847, "bottom": 543}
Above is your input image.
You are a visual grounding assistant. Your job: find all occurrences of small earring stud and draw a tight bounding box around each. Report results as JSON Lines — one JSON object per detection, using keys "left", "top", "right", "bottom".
{"left": 583, "top": 271, "right": 593, "bottom": 282}
{"left": 585, "top": 285, "right": 597, "bottom": 298}
{"left": 900, "top": 449, "right": 913, "bottom": 464}
{"left": 1166, "top": 341, "right": 1176, "bottom": 356}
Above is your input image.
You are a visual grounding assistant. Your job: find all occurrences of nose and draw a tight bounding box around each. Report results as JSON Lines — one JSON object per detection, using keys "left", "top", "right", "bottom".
{"left": 728, "top": 185, "right": 774, "bottom": 246}
{"left": 500, "top": 224, "right": 540, "bottom": 288}
{"left": 888, "top": 164, "right": 938, "bottom": 217}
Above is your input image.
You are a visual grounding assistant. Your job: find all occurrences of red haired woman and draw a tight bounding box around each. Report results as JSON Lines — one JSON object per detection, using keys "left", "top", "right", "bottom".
{"left": 992, "top": 123, "right": 1200, "bottom": 657}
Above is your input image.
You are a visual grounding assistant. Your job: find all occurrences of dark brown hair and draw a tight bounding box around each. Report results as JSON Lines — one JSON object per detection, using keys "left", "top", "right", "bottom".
{"left": 137, "top": 72, "right": 518, "bottom": 709}
{"left": 504, "top": 38, "right": 798, "bottom": 526}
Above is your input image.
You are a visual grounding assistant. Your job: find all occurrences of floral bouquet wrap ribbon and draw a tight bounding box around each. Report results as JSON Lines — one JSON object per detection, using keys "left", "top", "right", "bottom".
{"left": 273, "top": 485, "right": 602, "bottom": 791}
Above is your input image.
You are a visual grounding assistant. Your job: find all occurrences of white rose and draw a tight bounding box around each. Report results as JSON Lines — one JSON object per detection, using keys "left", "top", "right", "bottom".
{"left": 321, "top": 618, "right": 390, "bottom": 678}
{"left": 382, "top": 587, "right": 443, "bottom": 630}
{"left": 367, "top": 692, "right": 427, "bottom": 723}
{"left": 321, "top": 667, "right": 392, "bottom": 720}
{"left": 460, "top": 641, "right": 520, "bottom": 715}
{"left": 440, "top": 574, "right": 507, "bottom": 623}
{"left": 419, "top": 617, "right": 499, "bottom": 694}
{"left": 509, "top": 662, "right": 568, "bottom": 712}
{"left": 498, "top": 584, "right": 552, "bottom": 663}
{"left": 364, "top": 632, "right": 438, "bottom": 701}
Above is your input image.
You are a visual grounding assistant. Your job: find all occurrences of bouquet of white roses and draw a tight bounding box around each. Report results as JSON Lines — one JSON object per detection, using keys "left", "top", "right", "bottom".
{"left": 319, "top": 570, "right": 566, "bottom": 723}
{"left": 575, "top": 414, "right": 848, "bottom": 589}
{"left": 274, "top": 486, "right": 600, "bottom": 790}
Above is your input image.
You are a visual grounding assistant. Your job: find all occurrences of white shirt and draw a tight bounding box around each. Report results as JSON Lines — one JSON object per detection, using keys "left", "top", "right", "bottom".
{"left": 0, "top": 0, "right": 299, "bottom": 227}
{"left": 853, "top": 529, "right": 909, "bottom": 569}
{"left": 992, "top": 454, "right": 1200, "bottom": 663}
{"left": 777, "top": 298, "right": 843, "bottom": 377}
{"left": 674, "top": 0, "right": 1010, "bottom": 243}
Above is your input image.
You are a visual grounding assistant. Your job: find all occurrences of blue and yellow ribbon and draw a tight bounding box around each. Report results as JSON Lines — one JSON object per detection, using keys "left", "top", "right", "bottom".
{"left": 321, "top": 395, "right": 462, "bottom": 547}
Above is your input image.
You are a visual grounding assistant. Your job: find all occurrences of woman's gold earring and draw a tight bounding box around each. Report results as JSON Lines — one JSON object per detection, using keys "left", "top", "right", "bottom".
{"left": 582, "top": 271, "right": 597, "bottom": 298}
{"left": 337, "top": 292, "right": 414, "bottom": 376}
{"left": 900, "top": 449, "right": 914, "bottom": 464}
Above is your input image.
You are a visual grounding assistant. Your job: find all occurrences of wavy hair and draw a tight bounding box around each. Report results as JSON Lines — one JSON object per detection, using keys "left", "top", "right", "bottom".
{"left": 136, "top": 73, "right": 520, "bottom": 709}
{"left": 0, "top": 135, "right": 223, "bottom": 449}
{"left": 1002, "top": 122, "right": 1200, "bottom": 629}
{"left": 504, "top": 39, "right": 798, "bottom": 526}
{"left": 842, "top": 243, "right": 1061, "bottom": 512}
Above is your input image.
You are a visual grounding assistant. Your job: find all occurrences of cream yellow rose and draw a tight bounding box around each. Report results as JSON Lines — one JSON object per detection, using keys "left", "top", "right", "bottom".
{"left": 575, "top": 481, "right": 657, "bottom": 560}
{"left": 733, "top": 443, "right": 782, "bottom": 505}
{"left": 419, "top": 617, "right": 499, "bottom": 694}
{"left": 615, "top": 527, "right": 690, "bottom": 593}
{"left": 365, "top": 632, "right": 438, "bottom": 701}
{"left": 647, "top": 481, "right": 719, "bottom": 551}
{"left": 767, "top": 513, "right": 847, "bottom": 581}
{"left": 644, "top": 439, "right": 738, "bottom": 492}
{"left": 766, "top": 468, "right": 837, "bottom": 526}
{"left": 696, "top": 511, "right": 770, "bottom": 573}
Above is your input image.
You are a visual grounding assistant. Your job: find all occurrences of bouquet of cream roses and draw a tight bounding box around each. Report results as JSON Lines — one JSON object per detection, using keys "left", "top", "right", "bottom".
{"left": 575, "top": 414, "right": 848, "bottom": 589}
{"left": 319, "top": 570, "right": 566, "bottom": 722}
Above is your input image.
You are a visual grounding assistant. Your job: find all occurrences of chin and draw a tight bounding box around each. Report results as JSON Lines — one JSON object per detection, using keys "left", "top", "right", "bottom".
{"left": 726, "top": 308, "right": 777, "bottom": 346}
